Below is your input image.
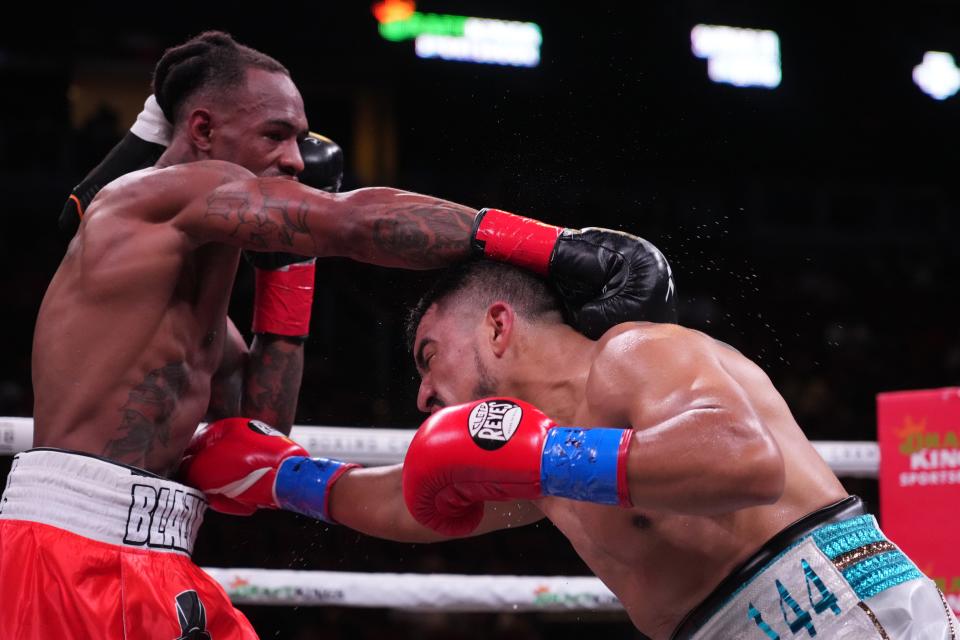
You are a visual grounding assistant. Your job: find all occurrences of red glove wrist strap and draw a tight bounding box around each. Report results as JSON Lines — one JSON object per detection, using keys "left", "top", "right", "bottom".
{"left": 252, "top": 262, "right": 316, "bottom": 337}
{"left": 474, "top": 208, "right": 562, "bottom": 276}
{"left": 616, "top": 429, "right": 633, "bottom": 508}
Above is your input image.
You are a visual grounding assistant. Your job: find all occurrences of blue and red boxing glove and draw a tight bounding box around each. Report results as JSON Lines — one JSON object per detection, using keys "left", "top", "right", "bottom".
{"left": 178, "top": 417, "right": 358, "bottom": 522}
{"left": 402, "top": 398, "right": 633, "bottom": 536}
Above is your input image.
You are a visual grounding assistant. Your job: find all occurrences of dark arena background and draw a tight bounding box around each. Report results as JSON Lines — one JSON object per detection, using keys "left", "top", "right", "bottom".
{"left": 1, "top": 1, "right": 958, "bottom": 638}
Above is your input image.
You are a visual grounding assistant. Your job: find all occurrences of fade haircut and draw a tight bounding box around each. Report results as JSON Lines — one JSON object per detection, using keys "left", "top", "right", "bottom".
{"left": 405, "top": 260, "right": 564, "bottom": 351}
{"left": 152, "top": 30, "right": 289, "bottom": 124}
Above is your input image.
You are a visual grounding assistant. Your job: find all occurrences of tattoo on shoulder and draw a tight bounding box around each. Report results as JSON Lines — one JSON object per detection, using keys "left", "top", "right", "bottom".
{"left": 371, "top": 204, "right": 474, "bottom": 266}
{"left": 204, "top": 182, "right": 318, "bottom": 253}
{"left": 103, "top": 362, "right": 189, "bottom": 467}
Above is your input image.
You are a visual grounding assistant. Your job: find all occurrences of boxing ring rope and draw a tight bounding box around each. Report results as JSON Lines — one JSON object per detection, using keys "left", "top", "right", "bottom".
{"left": 0, "top": 416, "right": 881, "bottom": 476}
{"left": 0, "top": 416, "right": 881, "bottom": 611}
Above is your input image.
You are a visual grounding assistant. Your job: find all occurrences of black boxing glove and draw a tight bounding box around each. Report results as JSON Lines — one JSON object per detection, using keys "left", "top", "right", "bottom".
{"left": 243, "top": 133, "right": 345, "bottom": 339}
{"left": 243, "top": 133, "right": 343, "bottom": 269}
{"left": 59, "top": 95, "right": 171, "bottom": 235}
{"left": 471, "top": 208, "right": 677, "bottom": 339}
{"left": 297, "top": 132, "right": 343, "bottom": 193}
{"left": 547, "top": 227, "right": 677, "bottom": 338}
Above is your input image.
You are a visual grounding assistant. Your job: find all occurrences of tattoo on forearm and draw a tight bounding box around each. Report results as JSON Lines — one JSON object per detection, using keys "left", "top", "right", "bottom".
{"left": 206, "top": 182, "right": 318, "bottom": 253}
{"left": 243, "top": 337, "right": 303, "bottom": 433}
{"left": 206, "top": 180, "right": 475, "bottom": 268}
{"left": 371, "top": 204, "right": 474, "bottom": 267}
{"left": 104, "top": 362, "right": 188, "bottom": 466}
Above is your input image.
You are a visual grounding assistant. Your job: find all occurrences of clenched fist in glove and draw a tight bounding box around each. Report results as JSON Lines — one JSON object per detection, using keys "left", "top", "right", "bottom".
{"left": 402, "top": 398, "right": 633, "bottom": 536}
{"left": 179, "top": 417, "right": 357, "bottom": 522}
{"left": 472, "top": 208, "right": 677, "bottom": 339}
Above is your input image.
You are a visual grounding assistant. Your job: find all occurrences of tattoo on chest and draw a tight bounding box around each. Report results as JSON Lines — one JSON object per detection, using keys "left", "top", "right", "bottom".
{"left": 205, "top": 183, "right": 317, "bottom": 253}
{"left": 104, "top": 362, "right": 189, "bottom": 465}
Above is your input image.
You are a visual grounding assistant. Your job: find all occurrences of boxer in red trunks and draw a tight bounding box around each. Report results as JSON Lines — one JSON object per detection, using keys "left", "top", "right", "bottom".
{"left": 0, "top": 30, "right": 480, "bottom": 638}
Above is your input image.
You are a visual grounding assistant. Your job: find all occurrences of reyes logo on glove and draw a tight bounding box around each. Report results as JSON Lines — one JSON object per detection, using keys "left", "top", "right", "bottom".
{"left": 468, "top": 400, "right": 522, "bottom": 450}
{"left": 247, "top": 420, "right": 284, "bottom": 438}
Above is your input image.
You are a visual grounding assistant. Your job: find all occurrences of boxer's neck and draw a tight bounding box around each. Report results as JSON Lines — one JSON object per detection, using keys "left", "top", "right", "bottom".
{"left": 505, "top": 323, "right": 595, "bottom": 425}
{"left": 154, "top": 136, "right": 207, "bottom": 168}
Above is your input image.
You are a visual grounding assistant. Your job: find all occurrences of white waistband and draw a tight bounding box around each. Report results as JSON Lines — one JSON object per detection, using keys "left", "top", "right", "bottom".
{"left": 0, "top": 449, "right": 207, "bottom": 556}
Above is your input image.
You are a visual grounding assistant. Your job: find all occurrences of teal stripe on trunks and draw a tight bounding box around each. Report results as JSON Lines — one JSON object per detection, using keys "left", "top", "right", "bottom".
{"left": 841, "top": 550, "right": 923, "bottom": 599}
{"left": 811, "top": 515, "right": 886, "bottom": 558}
{"left": 812, "top": 515, "right": 923, "bottom": 600}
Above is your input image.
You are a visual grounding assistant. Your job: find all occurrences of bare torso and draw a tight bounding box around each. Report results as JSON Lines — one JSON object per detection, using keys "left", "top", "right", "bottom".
{"left": 535, "top": 327, "right": 847, "bottom": 639}
{"left": 33, "top": 153, "right": 480, "bottom": 477}
{"left": 32, "top": 167, "right": 240, "bottom": 476}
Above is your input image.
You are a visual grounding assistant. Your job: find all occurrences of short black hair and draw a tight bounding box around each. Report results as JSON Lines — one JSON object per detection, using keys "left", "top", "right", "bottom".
{"left": 152, "top": 30, "right": 289, "bottom": 123}
{"left": 405, "top": 260, "right": 563, "bottom": 351}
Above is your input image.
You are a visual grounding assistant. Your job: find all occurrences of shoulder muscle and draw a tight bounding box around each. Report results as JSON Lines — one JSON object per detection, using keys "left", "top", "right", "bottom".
{"left": 585, "top": 323, "right": 740, "bottom": 428}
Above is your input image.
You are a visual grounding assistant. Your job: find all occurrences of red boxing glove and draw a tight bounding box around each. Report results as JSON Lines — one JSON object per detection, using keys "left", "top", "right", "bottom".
{"left": 178, "top": 418, "right": 306, "bottom": 515}
{"left": 178, "top": 418, "right": 357, "bottom": 521}
{"left": 402, "top": 398, "right": 632, "bottom": 536}
{"left": 251, "top": 258, "right": 316, "bottom": 338}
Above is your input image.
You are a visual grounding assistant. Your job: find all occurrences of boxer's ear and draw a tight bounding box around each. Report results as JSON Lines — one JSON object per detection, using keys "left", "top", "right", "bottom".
{"left": 186, "top": 108, "right": 214, "bottom": 151}
{"left": 484, "top": 301, "right": 515, "bottom": 358}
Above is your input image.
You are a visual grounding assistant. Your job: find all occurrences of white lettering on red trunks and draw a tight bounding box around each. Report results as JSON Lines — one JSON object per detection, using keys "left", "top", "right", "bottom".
{"left": 123, "top": 484, "right": 206, "bottom": 553}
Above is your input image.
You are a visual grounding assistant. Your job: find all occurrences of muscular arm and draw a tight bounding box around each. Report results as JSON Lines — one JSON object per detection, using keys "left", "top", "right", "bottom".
{"left": 595, "top": 325, "right": 785, "bottom": 516}
{"left": 205, "top": 318, "right": 247, "bottom": 420}
{"left": 241, "top": 334, "right": 303, "bottom": 434}
{"left": 206, "top": 319, "right": 303, "bottom": 434}
{"left": 329, "top": 465, "right": 544, "bottom": 543}
{"left": 177, "top": 164, "right": 476, "bottom": 269}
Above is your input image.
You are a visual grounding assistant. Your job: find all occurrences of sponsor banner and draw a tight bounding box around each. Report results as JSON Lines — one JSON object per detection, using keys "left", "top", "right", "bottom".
{"left": 877, "top": 387, "right": 960, "bottom": 614}
{"left": 204, "top": 568, "right": 622, "bottom": 612}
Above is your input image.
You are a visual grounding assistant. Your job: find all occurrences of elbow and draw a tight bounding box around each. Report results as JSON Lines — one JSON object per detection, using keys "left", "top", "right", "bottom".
{"left": 736, "top": 426, "right": 785, "bottom": 507}
{"left": 707, "top": 409, "right": 784, "bottom": 509}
